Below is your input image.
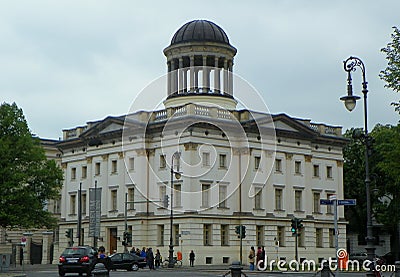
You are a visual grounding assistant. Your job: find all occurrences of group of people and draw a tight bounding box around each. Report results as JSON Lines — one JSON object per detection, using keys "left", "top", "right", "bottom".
{"left": 248, "top": 246, "right": 265, "bottom": 271}
{"left": 130, "top": 247, "right": 196, "bottom": 268}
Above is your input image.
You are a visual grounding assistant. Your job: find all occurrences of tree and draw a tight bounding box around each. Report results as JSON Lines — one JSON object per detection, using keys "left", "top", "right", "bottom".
{"left": 0, "top": 102, "right": 63, "bottom": 229}
{"left": 343, "top": 124, "right": 400, "bottom": 259}
{"left": 380, "top": 26, "right": 400, "bottom": 113}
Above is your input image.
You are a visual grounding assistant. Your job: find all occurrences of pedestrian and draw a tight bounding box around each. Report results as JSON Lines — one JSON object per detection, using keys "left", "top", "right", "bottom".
{"left": 256, "top": 246, "right": 263, "bottom": 270}
{"left": 147, "top": 248, "right": 155, "bottom": 270}
{"left": 248, "top": 246, "right": 255, "bottom": 271}
{"left": 130, "top": 246, "right": 135, "bottom": 254}
{"left": 155, "top": 249, "right": 161, "bottom": 269}
{"left": 189, "top": 250, "right": 195, "bottom": 267}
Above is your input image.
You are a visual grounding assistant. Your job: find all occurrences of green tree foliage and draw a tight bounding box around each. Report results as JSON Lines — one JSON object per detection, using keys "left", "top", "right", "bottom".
{"left": 0, "top": 102, "right": 63, "bottom": 229}
{"left": 344, "top": 124, "right": 400, "bottom": 257}
{"left": 380, "top": 26, "right": 400, "bottom": 113}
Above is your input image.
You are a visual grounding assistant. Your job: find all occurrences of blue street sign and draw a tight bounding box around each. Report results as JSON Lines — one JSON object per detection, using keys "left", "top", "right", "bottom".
{"left": 338, "top": 199, "right": 356, "bottom": 206}
{"left": 320, "top": 199, "right": 333, "bottom": 205}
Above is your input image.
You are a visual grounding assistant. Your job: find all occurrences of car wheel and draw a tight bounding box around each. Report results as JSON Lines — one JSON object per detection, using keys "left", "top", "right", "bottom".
{"left": 58, "top": 270, "right": 65, "bottom": 277}
{"left": 131, "top": 263, "right": 139, "bottom": 271}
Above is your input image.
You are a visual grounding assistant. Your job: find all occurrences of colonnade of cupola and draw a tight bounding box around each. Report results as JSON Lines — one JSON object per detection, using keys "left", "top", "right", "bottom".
{"left": 166, "top": 54, "right": 234, "bottom": 97}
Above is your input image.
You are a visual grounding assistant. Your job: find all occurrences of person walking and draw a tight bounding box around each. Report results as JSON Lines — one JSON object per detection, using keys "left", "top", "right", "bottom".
{"left": 155, "top": 249, "right": 161, "bottom": 269}
{"left": 147, "top": 248, "right": 155, "bottom": 270}
{"left": 248, "top": 246, "right": 255, "bottom": 271}
{"left": 189, "top": 250, "right": 195, "bottom": 267}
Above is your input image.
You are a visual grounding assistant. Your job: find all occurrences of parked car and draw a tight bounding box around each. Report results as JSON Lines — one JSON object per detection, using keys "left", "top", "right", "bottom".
{"left": 58, "top": 246, "right": 98, "bottom": 276}
{"left": 109, "top": 252, "right": 146, "bottom": 271}
{"left": 349, "top": 252, "right": 368, "bottom": 262}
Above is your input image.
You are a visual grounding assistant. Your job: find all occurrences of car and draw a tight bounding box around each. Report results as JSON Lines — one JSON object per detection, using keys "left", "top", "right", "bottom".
{"left": 58, "top": 246, "right": 98, "bottom": 276}
{"left": 380, "top": 252, "right": 396, "bottom": 265}
{"left": 109, "top": 252, "right": 146, "bottom": 271}
{"left": 349, "top": 252, "right": 368, "bottom": 262}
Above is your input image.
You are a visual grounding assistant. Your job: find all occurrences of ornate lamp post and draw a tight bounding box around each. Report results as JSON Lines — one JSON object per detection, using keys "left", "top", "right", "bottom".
{"left": 341, "top": 56, "right": 375, "bottom": 276}
{"left": 168, "top": 151, "right": 181, "bottom": 268}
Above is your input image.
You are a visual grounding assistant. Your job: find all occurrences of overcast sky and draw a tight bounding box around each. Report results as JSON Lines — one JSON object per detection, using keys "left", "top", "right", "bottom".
{"left": 1, "top": 0, "right": 399, "bottom": 139}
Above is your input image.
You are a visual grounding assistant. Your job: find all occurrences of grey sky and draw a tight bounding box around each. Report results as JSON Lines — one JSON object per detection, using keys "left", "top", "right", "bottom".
{"left": 1, "top": 0, "right": 399, "bottom": 139}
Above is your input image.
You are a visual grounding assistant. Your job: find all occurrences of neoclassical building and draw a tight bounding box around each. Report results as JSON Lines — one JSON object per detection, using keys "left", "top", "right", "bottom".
{"left": 57, "top": 20, "right": 347, "bottom": 265}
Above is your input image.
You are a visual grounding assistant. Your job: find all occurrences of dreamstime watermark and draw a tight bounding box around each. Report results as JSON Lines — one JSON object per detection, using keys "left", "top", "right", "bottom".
{"left": 256, "top": 248, "right": 396, "bottom": 273}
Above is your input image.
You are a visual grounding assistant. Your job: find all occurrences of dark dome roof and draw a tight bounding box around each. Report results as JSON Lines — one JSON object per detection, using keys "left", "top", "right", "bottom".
{"left": 171, "top": 20, "right": 230, "bottom": 45}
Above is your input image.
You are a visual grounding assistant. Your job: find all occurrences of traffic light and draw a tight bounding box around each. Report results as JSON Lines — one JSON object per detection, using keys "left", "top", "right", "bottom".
{"left": 297, "top": 219, "right": 303, "bottom": 230}
{"left": 235, "top": 225, "right": 240, "bottom": 238}
{"left": 65, "top": 229, "right": 72, "bottom": 238}
{"left": 122, "top": 231, "right": 128, "bottom": 246}
{"left": 163, "top": 195, "right": 169, "bottom": 208}
{"left": 127, "top": 232, "right": 132, "bottom": 245}
{"left": 291, "top": 218, "right": 297, "bottom": 234}
{"left": 241, "top": 225, "right": 246, "bottom": 239}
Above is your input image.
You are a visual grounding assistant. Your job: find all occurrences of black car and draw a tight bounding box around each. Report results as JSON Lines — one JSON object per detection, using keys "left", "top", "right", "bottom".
{"left": 109, "top": 252, "right": 146, "bottom": 271}
{"left": 58, "top": 246, "right": 98, "bottom": 276}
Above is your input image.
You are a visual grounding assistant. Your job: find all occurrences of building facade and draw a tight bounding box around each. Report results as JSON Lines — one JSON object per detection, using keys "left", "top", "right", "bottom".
{"left": 57, "top": 20, "right": 348, "bottom": 265}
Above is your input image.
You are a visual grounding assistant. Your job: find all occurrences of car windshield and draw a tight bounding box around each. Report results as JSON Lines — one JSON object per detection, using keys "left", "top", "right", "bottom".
{"left": 62, "top": 248, "right": 87, "bottom": 256}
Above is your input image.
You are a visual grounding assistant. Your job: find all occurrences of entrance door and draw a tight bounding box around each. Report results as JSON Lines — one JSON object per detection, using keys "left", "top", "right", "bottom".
{"left": 109, "top": 228, "right": 117, "bottom": 254}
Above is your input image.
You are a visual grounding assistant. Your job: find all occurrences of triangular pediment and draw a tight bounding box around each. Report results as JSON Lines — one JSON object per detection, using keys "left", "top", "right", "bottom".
{"left": 99, "top": 122, "right": 124, "bottom": 134}
{"left": 80, "top": 116, "right": 125, "bottom": 139}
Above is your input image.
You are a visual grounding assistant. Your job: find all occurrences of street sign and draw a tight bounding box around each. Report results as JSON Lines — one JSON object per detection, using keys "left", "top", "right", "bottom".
{"left": 21, "top": 237, "right": 26, "bottom": 246}
{"left": 89, "top": 187, "right": 102, "bottom": 237}
{"left": 338, "top": 199, "right": 356, "bottom": 206}
{"left": 320, "top": 199, "right": 333, "bottom": 205}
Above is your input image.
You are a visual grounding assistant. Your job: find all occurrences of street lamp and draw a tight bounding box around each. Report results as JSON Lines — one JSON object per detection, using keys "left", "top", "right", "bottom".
{"left": 168, "top": 151, "right": 181, "bottom": 268}
{"left": 341, "top": 56, "right": 375, "bottom": 276}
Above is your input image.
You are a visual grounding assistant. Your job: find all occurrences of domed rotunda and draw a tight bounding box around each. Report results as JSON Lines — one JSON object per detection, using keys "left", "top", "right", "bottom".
{"left": 163, "top": 20, "right": 237, "bottom": 109}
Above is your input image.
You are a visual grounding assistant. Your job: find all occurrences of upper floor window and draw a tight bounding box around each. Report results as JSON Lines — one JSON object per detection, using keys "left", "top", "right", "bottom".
{"left": 326, "top": 166, "right": 333, "bottom": 179}
{"left": 128, "top": 187, "right": 135, "bottom": 210}
{"left": 202, "top": 184, "right": 210, "bottom": 207}
{"left": 111, "top": 190, "right": 118, "bottom": 211}
{"left": 70, "top": 194, "right": 76, "bottom": 215}
{"left": 81, "top": 193, "right": 87, "bottom": 215}
{"left": 295, "top": 190, "right": 302, "bottom": 211}
{"left": 254, "top": 188, "right": 262, "bottom": 209}
{"left": 275, "top": 188, "right": 283, "bottom": 210}
{"left": 160, "top": 155, "right": 166, "bottom": 169}
{"left": 111, "top": 160, "right": 117, "bottom": 174}
{"left": 219, "top": 154, "right": 227, "bottom": 168}
{"left": 295, "top": 161, "right": 302, "bottom": 174}
{"left": 313, "top": 192, "right": 321, "bottom": 213}
{"left": 159, "top": 185, "right": 166, "bottom": 208}
{"left": 313, "top": 165, "right": 320, "bottom": 177}
{"left": 203, "top": 152, "right": 210, "bottom": 167}
{"left": 174, "top": 184, "right": 181, "bottom": 207}
{"left": 82, "top": 166, "right": 87, "bottom": 179}
{"left": 95, "top": 162, "right": 101, "bottom": 175}
{"left": 128, "top": 157, "right": 135, "bottom": 171}
{"left": 219, "top": 185, "right": 227, "bottom": 208}
{"left": 71, "top": 168, "right": 76, "bottom": 180}
{"left": 254, "top": 156, "right": 261, "bottom": 170}
{"left": 275, "top": 159, "right": 282, "bottom": 172}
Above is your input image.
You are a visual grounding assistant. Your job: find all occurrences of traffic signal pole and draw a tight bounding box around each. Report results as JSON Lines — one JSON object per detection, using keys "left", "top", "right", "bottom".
{"left": 124, "top": 192, "right": 128, "bottom": 253}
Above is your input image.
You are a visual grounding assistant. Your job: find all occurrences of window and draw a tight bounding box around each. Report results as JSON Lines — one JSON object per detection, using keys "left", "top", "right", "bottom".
{"left": 254, "top": 187, "right": 262, "bottom": 209}
{"left": 128, "top": 188, "right": 135, "bottom": 210}
{"left": 173, "top": 224, "right": 179, "bottom": 246}
{"left": 295, "top": 161, "right": 301, "bottom": 174}
{"left": 157, "top": 225, "right": 164, "bottom": 246}
{"left": 111, "top": 190, "right": 117, "bottom": 211}
{"left": 295, "top": 190, "right": 302, "bottom": 211}
{"left": 111, "top": 160, "right": 117, "bottom": 174}
{"left": 277, "top": 226, "right": 285, "bottom": 247}
{"left": 202, "top": 152, "right": 210, "bottom": 167}
{"left": 219, "top": 185, "right": 227, "bottom": 208}
{"left": 275, "top": 159, "right": 282, "bottom": 172}
{"left": 313, "top": 165, "right": 319, "bottom": 177}
{"left": 313, "top": 192, "right": 321, "bottom": 213}
{"left": 219, "top": 154, "right": 227, "bottom": 168}
{"left": 202, "top": 184, "right": 210, "bottom": 207}
{"left": 174, "top": 184, "right": 181, "bottom": 207}
{"left": 316, "top": 228, "right": 323, "bottom": 247}
{"left": 329, "top": 228, "right": 335, "bottom": 248}
{"left": 159, "top": 186, "right": 166, "bottom": 208}
{"left": 82, "top": 166, "right": 87, "bottom": 179}
{"left": 327, "top": 166, "right": 333, "bottom": 179}
{"left": 203, "top": 224, "right": 212, "bottom": 246}
{"left": 54, "top": 199, "right": 61, "bottom": 214}
{"left": 81, "top": 193, "right": 87, "bottom": 215}
{"left": 95, "top": 162, "right": 101, "bottom": 175}
{"left": 297, "top": 228, "right": 304, "bottom": 247}
{"left": 256, "top": 225, "right": 264, "bottom": 247}
{"left": 221, "top": 224, "right": 229, "bottom": 246}
{"left": 254, "top": 156, "right": 261, "bottom": 170}
{"left": 160, "top": 155, "right": 166, "bottom": 169}
{"left": 71, "top": 168, "right": 76, "bottom": 180}
{"left": 128, "top": 157, "right": 135, "bottom": 171}
{"left": 275, "top": 188, "right": 283, "bottom": 210}
{"left": 326, "top": 193, "right": 334, "bottom": 214}
{"left": 70, "top": 194, "right": 76, "bottom": 215}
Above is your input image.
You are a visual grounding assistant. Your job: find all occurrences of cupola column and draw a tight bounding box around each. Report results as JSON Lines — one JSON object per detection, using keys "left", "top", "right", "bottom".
{"left": 194, "top": 68, "right": 199, "bottom": 92}
{"left": 203, "top": 56, "right": 210, "bottom": 93}
{"left": 190, "top": 56, "right": 195, "bottom": 92}
{"left": 183, "top": 68, "right": 188, "bottom": 93}
{"left": 228, "top": 60, "right": 233, "bottom": 96}
{"left": 178, "top": 58, "right": 184, "bottom": 93}
{"left": 214, "top": 56, "right": 220, "bottom": 93}
{"left": 167, "top": 61, "right": 171, "bottom": 95}
{"left": 170, "top": 59, "right": 177, "bottom": 94}
{"left": 223, "top": 59, "right": 228, "bottom": 95}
